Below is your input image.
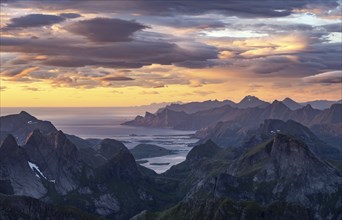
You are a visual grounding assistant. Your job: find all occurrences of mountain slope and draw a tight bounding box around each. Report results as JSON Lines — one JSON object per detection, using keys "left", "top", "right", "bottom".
{"left": 0, "top": 111, "right": 57, "bottom": 145}
{"left": 282, "top": 97, "right": 303, "bottom": 110}
{"left": 161, "top": 135, "right": 342, "bottom": 219}
{"left": 0, "top": 135, "right": 47, "bottom": 198}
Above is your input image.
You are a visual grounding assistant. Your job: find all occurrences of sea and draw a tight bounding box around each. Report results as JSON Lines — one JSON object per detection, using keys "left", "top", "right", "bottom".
{"left": 0, "top": 107, "right": 198, "bottom": 173}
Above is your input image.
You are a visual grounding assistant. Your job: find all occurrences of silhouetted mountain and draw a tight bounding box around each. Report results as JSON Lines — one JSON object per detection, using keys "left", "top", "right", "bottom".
{"left": 282, "top": 97, "right": 303, "bottom": 110}
{"left": 122, "top": 100, "right": 307, "bottom": 130}
{"left": 123, "top": 108, "right": 190, "bottom": 128}
{"left": 0, "top": 111, "right": 57, "bottom": 145}
{"left": 236, "top": 95, "right": 269, "bottom": 109}
{"left": 156, "top": 99, "right": 236, "bottom": 114}
{"left": 301, "top": 99, "right": 342, "bottom": 110}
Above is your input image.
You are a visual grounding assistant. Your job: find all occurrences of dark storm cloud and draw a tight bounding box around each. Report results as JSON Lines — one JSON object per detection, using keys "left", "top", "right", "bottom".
{"left": 153, "top": 17, "right": 226, "bottom": 29}
{"left": 0, "top": 36, "right": 218, "bottom": 68}
{"left": 66, "top": 18, "right": 147, "bottom": 42}
{"left": 6, "top": 0, "right": 337, "bottom": 18}
{"left": 5, "top": 14, "right": 65, "bottom": 29}
{"left": 246, "top": 41, "right": 342, "bottom": 77}
{"left": 59, "top": 13, "right": 81, "bottom": 19}
{"left": 175, "top": 60, "right": 216, "bottom": 69}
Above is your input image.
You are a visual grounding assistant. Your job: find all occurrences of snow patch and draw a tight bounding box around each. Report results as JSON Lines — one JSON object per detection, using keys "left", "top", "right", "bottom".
{"left": 28, "top": 161, "right": 55, "bottom": 183}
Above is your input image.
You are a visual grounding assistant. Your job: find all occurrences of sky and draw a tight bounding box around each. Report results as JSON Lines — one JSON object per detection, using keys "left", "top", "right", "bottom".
{"left": 0, "top": 0, "right": 341, "bottom": 107}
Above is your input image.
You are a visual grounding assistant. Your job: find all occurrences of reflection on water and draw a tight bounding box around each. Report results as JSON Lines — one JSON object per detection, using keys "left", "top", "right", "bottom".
{"left": 1, "top": 107, "right": 198, "bottom": 173}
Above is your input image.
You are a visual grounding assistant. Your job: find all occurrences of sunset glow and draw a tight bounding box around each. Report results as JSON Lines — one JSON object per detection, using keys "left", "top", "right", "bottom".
{"left": 0, "top": 1, "right": 341, "bottom": 107}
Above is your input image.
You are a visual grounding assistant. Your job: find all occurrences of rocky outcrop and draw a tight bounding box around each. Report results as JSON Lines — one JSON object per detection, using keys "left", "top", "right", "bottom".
{"left": 130, "top": 144, "right": 175, "bottom": 159}
{"left": 23, "top": 130, "right": 83, "bottom": 195}
{"left": 94, "top": 193, "right": 120, "bottom": 216}
{"left": 0, "top": 135, "right": 47, "bottom": 199}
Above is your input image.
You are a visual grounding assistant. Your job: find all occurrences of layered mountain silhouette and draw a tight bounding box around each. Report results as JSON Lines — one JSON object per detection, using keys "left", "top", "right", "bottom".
{"left": 124, "top": 98, "right": 341, "bottom": 130}
{"left": 0, "top": 108, "right": 341, "bottom": 219}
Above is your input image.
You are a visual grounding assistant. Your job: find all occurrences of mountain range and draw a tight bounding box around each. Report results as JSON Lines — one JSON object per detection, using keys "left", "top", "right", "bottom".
{"left": 123, "top": 97, "right": 342, "bottom": 152}
{"left": 154, "top": 96, "right": 341, "bottom": 114}
{"left": 0, "top": 102, "right": 341, "bottom": 219}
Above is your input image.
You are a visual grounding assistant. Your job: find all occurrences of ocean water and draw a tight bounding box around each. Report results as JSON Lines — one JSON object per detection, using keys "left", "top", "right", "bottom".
{"left": 0, "top": 107, "right": 198, "bottom": 173}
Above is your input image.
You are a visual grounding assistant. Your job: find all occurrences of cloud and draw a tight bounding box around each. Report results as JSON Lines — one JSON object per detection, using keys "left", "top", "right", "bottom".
{"left": 5, "top": 14, "right": 66, "bottom": 29}
{"left": 66, "top": 18, "right": 147, "bottom": 42}
{"left": 21, "top": 86, "right": 40, "bottom": 91}
{"left": 102, "top": 76, "right": 135, "bottom": 81}
{"left": 7, "top": 0, "right": 337, "bottom": 18}
{"left": 303, "top": 71, "right": 342, "bottom": 84}
{"left": 322, "top": 23, "right": 342, "bottom": 33}
{"left": 59, "top": 13, "right": 81, "bottom": 19}
{"left": 0, "top": 36, "right": 218, "bottom": 69}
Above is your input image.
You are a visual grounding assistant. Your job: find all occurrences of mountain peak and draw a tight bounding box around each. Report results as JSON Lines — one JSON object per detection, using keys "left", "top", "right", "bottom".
{"left": 237, "top": 95, "right": 268, "bottom": 108}
{"left": 18, "top": 111, "right": 36, "bottom": 120}
{"left": 282, "top": 97, "right": 303, "bottom": 110}
{"left": 270, "top": 100, "right": 289, "bottom": 109}
{"left": 303, "top": 104, "right": 314, "bottom": 110}
{"left": 0, "top": 135, "right": 18, "bottom": 151}
{"left": 240, "top": 95, "right": 259, "bottom": 102}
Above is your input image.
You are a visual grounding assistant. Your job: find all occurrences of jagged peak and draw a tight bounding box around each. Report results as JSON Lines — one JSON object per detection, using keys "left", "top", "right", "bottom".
{"left": 270, "top": 100, "right": 289, "bottom": 109}
{"left": 239, "top": 95, "right": 260, "bottom": 103}
{"left": 303, "top": 104, "right": 314, "bottom": 110}
{"left": 25, "top": 129, "right": 43, "bottom": 145}
{"left": 144, "top": 111, "right": 155, "bottom": 117}
{"left": 19, "top": 110, "right": 31, "bottom": 116}
{"left": 283, "top": 97, "right": 295, "bottom": 102}
{"left": 0, "top": 135, "right": 18, "bottom": 151}
{"left": 18, "top": 111, "right": 36, "bottom": 120}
